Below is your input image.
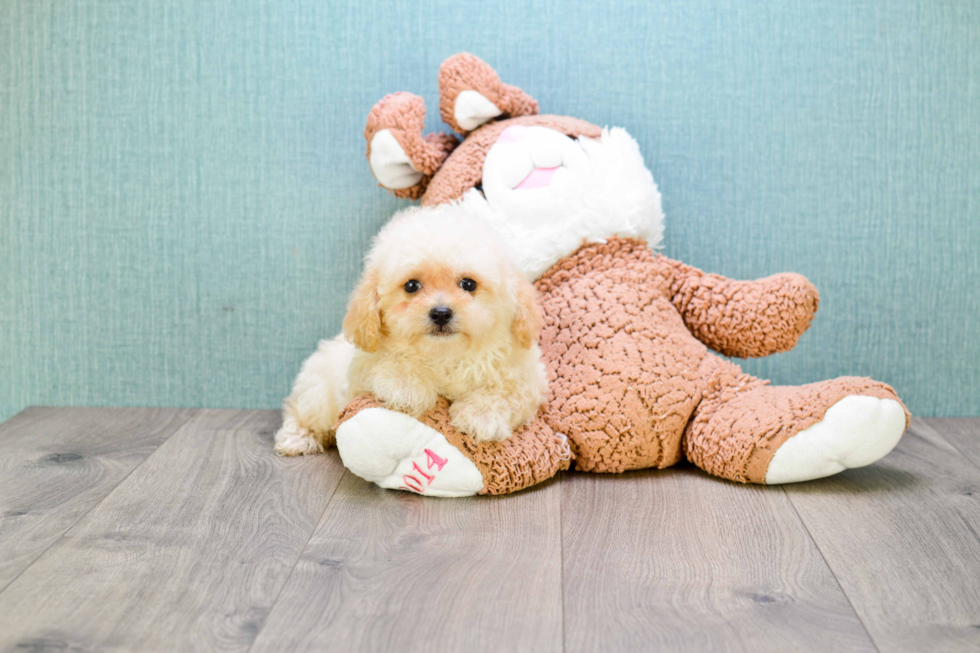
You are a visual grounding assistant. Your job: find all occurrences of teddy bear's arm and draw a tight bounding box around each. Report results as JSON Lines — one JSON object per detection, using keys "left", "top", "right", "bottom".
{"left": 656, "top": 256, "right": 820, "bottom": 358}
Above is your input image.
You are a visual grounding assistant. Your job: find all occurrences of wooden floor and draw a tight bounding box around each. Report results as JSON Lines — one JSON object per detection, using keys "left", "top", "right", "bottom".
{"left": 0, "top": 409, "right": 978, "bottom": 652}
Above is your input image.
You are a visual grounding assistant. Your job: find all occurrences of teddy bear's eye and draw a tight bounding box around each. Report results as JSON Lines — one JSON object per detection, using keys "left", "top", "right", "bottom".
{"left": 459, "top": 278, "right": 477, "bottom": 292}
{"left": 404, "top": 279, "right": 421, "bottom": 294}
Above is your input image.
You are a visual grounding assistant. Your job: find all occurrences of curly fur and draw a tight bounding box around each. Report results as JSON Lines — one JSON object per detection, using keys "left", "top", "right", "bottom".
{"left": 275, "top": 204, "right": 547, "bottom": 455}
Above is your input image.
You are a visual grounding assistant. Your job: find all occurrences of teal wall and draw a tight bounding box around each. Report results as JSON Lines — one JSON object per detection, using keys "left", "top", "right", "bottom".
{"left": 2, "top": 0, "right": 978, "bottom": 421}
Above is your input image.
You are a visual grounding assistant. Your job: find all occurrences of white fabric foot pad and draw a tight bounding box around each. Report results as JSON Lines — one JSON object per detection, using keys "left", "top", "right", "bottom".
{"left": 766, "top": 395, "right": 906, "bottom": 484}
{"left": 335, "top": 407, "right": 484, "bottom": 498}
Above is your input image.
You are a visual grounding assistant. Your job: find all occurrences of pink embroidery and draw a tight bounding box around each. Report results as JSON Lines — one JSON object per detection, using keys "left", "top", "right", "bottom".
{"left": 398, "top": 450, "right": 450, "bottom": 494}
{"left": 412, "top": 461, "right": 435, "bottom": 484}
{"left": 425, "top": 448, "right": 448, "bottom": 471}
{"left": 402, "top": 475, "right": 424, "bottom": 493}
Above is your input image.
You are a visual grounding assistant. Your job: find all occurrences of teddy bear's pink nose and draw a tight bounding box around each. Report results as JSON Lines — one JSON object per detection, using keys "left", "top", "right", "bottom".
{"left": 496, "top": 125, "right": 529, "bottom": 144}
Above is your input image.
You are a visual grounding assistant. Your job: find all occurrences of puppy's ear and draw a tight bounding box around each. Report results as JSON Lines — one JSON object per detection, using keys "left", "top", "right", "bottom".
{"left": 511, "top": 271, "right": 543, "bottom": 349}
{"left": 343, "top": 271, "right": 383, "bottom": 353}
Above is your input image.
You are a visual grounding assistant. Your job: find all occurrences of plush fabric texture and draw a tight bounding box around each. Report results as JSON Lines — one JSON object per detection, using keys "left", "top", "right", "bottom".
{"left": 337, "top": 395, "right": 571, "bottom": 495}
{"left": 659, "top": 258, "right": 820, "bottom": 359}
{"left": 421, "top": 115, "right": 602, "bottom": 207}
{"left": 686, "top": 375, "right": 908, "bottom": 483}
{"left": 763, "top": 394, "right": 909, "bottom": 484}
{"left": 364, "top": 92, "right": 458, "bottom": 200}
{"left": 339, "top": 51, "right": 912, "bottom": 494}
{"left": 338, "top": 237, "right": 908, "bottom": 484}
{"left": 534, "top": 237, "right": 902, "bottom": 481}
{"left": 438, "top": 52, "right": 539, "bottom": 135}
{"left": 459, "top": 127, "right": 666, "bottom": 280}
{"left": 332, "top": 402, "right": 486, "bottom": 497}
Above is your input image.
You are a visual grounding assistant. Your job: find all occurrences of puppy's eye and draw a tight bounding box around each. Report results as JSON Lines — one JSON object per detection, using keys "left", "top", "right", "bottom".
{"left": 459, "top": 278, "right": 477, "bottom": 293}
{"left": 403, "top": 279, "right": 421, "bottom": 294}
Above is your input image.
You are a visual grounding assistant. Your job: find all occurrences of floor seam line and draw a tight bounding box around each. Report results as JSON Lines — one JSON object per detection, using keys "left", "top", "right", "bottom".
{"left": 559, "top": 471, "right": 567, "bottom": 653}
{"left": 246, "top": 468, "right": 350, "bottom": 652}
{"left": 782, "top": 487, "right": 882, "bottom": 653}
{"left": 0, "top": 408, "right": 199, "bottom": 597}
{"left": 914, "top": 419, "right": 980, "bottom": 476}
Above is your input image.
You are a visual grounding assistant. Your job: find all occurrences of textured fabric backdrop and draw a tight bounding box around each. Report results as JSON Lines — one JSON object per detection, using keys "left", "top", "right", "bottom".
{"left": 2, "top": 0, "right": 978, "bottom": 421}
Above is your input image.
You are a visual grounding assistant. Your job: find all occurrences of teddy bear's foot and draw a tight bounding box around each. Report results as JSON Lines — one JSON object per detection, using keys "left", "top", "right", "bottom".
{"left": 764, "top": 394, "right": 906, "bottom": 484}
{"left": 334, "top": 402, "right": 485, "bottom": 498}
{"left": 686, "top": 375, "right": 910, "bottom": 484}
{"left": 334, "top": 395, "right": 572, "bottom": 496}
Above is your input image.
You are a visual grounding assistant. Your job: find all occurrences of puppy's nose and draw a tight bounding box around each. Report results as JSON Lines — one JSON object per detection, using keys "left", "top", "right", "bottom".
{"left": 429, "top": 306, "right": 453, "bottom": 326}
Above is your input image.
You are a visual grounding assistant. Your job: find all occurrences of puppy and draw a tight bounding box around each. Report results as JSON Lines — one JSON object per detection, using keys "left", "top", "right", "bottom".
{"left": 274, "top": 204, "right": 547, "bottom": 456}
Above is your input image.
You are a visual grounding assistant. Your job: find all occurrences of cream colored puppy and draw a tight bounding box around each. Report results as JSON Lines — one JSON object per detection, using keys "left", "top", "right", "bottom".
{"left": 274, "top": 204, "right": 547, "bottom": 456}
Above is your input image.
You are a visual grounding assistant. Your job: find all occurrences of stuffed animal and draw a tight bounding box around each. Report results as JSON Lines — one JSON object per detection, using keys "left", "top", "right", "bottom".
{"left": 330, "top": 53, "right": 909, "bottom": 497}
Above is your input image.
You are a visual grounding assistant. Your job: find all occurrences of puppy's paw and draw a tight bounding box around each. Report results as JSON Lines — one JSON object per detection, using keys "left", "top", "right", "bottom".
{"left": 274, "top": 418, "right": 324, "bottom": 456}
{"left": 373, "top": 379, "right": 438, "bottom": 417}
{"left": 449, "top": 403, "right": 513, "bottom": 442}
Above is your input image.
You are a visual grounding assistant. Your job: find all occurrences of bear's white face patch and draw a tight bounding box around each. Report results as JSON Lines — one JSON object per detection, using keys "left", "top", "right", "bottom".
{"left": 482, "top": 125, "right": 591, "bottom": 201}
{"left": 461, "top": 127, "right": 666, "bottom": 281}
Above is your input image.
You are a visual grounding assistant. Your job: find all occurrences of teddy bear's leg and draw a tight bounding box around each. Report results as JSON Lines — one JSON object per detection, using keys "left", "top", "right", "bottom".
{"left": 332, "top": 396, "right": 571, "bottom": 497}
{"left": 685, "top": 361, "right": 909, "bottom": 484}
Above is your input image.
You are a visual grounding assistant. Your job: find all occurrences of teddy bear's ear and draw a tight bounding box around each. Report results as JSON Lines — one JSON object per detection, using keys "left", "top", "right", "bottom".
{"left": 438, "top": 53, "right": 539, "bottom": 135}
{"left": 364, "top": 92, "right": 459, "bottom": 200}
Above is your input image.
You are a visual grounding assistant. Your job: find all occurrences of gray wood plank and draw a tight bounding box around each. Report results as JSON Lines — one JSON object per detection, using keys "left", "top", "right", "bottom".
{"left": 918, "top": 418, "right": 980, "bottom": 472}
{"left": 785, "top": 417, "right": 980, "bottom": 652}
{"left": 249, "top": 474, "right": 563, "bottom": 653}
{"left": 0, "top": 406, "right": 195, "bottom": 591}
{"left": 561, "top": 466, "right": 875, "bottom": 653}
{"left": 0, "top": 409, "right": 347, "bottom": 653}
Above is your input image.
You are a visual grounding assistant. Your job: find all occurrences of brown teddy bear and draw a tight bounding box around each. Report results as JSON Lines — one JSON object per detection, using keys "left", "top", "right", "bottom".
{"left": 329, "top": 53, "right": 908, "bottom": 497}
